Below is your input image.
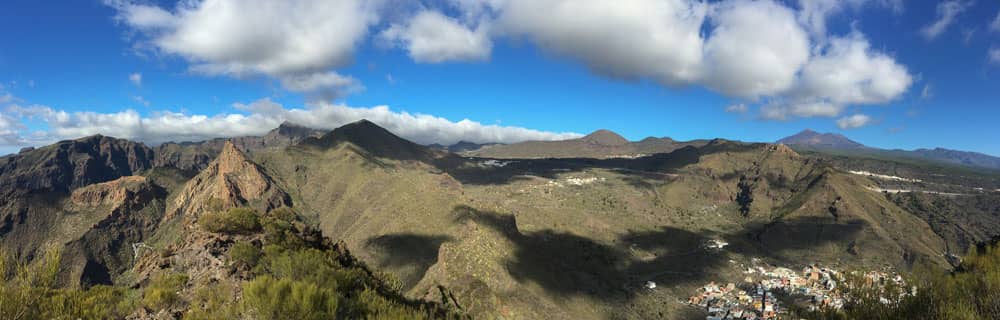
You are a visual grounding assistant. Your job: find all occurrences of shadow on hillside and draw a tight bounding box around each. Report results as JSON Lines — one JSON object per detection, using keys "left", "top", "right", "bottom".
{"left": 449, "top": 205, "right": 866, "bottom": 302}
{"left": 364, "top": 233, "right": 454, "bottom": 289}
{"left": 439, "top": 147, "right": 702, "bottom": 186}
{"left": 724, "top": 216, "right": 865, "bottom": 265}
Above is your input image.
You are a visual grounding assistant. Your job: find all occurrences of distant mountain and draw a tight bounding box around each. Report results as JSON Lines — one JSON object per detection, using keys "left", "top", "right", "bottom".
{"left": 466, "top": 129, "right": 705, "bottom": 159}
{"left": 305, "top": 119, "right": 439, "bottom": 161}
{"left": 154, "top": 121, "right": 326, "bottom": 172}
{"left": 4, "top": 118, "right": 998, "bottom": 319}
{"left": 907, "top": 148, "right": 1000, "bottom": 170}
{"left": 777, "top": 129, "right": 865, "bottom": 149}
{"left": 777, "top": 129, "right": 1000, "bottom": 171}
{"left": 0, "top": 134, "right": 155, "bottom": 197}
{"left": 429, "top": 140, "right": 503, "bottom": 153}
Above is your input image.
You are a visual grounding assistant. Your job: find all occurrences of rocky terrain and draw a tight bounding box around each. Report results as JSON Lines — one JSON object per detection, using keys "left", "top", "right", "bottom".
{"left": 0, "top": 120, "right": 997, "bottom": 319}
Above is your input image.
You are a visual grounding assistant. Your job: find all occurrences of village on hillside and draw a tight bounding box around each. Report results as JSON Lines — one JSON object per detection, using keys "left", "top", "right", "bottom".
{"left": 684, "top": 262, "right": 908, "bottom": 320}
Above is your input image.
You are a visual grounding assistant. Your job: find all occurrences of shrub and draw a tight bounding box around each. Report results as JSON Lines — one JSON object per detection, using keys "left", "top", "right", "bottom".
{"left": 199, "top": 207, "right": 261, "bottom": 234}
{"left": 242, "top": 275, "right": 338, "bottom": 320}
{"left": 269, "top": 206, "right": 298, "bottom": 222}
{"left": 142, "top": 272, "right": 188, "bottom": 310}
{"left": 186, "top": 281, "right": 240, "bottom": 320}
{"left": 229, "top": 241, "right": 261, "bottom": 270}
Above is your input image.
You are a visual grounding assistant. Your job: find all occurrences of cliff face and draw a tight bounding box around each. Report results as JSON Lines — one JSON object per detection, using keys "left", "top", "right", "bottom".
{"left": 0, "top": 135, "right": 154, "bottom": 198}
{"left": 62, "top": 176, "right": 167, "bottom": 286}
{"left": 168, "top": 141, "right": 290, "bottom": 221}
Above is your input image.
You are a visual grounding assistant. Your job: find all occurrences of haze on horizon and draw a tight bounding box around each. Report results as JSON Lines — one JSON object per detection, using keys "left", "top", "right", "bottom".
{"left": 1, "top": 0, "right": 999, "bottom": 156}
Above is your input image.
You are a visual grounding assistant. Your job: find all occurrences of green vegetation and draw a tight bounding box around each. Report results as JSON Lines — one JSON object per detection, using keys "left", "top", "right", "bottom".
{"left": 802, "top": 243, "right": 1000, "bottom": 319}
{"left": 0, "top": 248, "right": 137, "bottom": 319}
{"left": 142, "top": 272, "right": 188, "bottom": 310}
{"left": 228, "top": 241, "right": 262, "bottom": 270}
{"left": 243, "top": 275, "right": 339, "bottom": 320}
{"left": 198, "top": 207, "right": 262, "bottom": 234}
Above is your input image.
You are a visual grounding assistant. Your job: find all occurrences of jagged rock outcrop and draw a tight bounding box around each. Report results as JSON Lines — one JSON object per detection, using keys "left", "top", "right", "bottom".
{"left": 153, "top": 121, "right": 325, "bottom": 173}
{"left": 167, "top": 141, "right": 290, "bottom": 221}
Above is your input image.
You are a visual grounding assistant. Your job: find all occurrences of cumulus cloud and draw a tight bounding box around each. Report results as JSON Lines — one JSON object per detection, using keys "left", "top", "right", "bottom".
{"left": 1, "top": 98, "right": 580, "bottom": 149}
{"left": 794, "top": 32, "right": 912, "bottom": 105}
{"left": 129, "top": 72, "right": 142, "bottom": 86}
{"left": 380, "top": 10, "right": 492, "bottom": 63}
{"left": 101, "top": 0, "right": 914, "bottom": 129}
{"left": 836, "top": 114, "right": 872, "bottom": 129}
{"left": 404, "top": 0, "right": 911, "bottom": 127}
{"left": 703, "top": 0, "right": 810, "bottom": 99}
{"left": 921, "top": 1, "right": 971, "bottom": 40}
{"left": 495, "top": 0, "right": 707, "bottom": 85}
{"left": 107, "top": 0, "right": 379, "bottom": 100}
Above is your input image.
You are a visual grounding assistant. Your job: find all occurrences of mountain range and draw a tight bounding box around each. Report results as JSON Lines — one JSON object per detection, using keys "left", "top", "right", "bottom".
{"left": 1, "top": 121, "right": 999, "bottom": 318}
{"left": 777, "top": 129, "right": 1000, "bottom": 171}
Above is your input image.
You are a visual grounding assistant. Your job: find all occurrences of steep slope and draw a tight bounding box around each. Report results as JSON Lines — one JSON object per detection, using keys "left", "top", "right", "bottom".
{"left": 60, "top": 176, "right": 167, "bottom": 286}
{"left": 303, "top": 119, "right": 440, "bottom": 161}
{"left": 248, "top": 121, "right": 950, "bottom": 319}
{"left": 167, "top": 141, "right": 290, "bottom": 221}
{"left": 0, "top": 135, "right": 154, "bottom": 198}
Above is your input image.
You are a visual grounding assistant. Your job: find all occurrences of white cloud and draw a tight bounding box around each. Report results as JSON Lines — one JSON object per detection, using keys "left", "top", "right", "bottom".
{"left": 1, "top": 98, "right": 581, "bottom": 148}
{"left": 725, "top": 103, "right": 748, "bottom": 113}
{"left": 794, "top": 32, "right": 912, "bottom": 106}
{"left": 921, "top": 1, "right": 971, "bottom": 40}
{"left": 108, "top": 0, "right": 379, "bottom": 100}
{"left": 798, "top": 0, "right": 904, "bottom": 40}
{"left": 129, "top": 73, "right": 142, "bottom": 86}
{"left": 703, "top": 0, "right": 810, "bottom": 99}
{"left": 380, "top": 10, "right": 492, "bottom": 63}
{"left": 278, "top": 72, "right": 363, "bottom": 100}
{"left": 921, "top": 84, "right": 933, "bottom": 99}
{"left": 836, "top": 114, "right": 872, "bottom": 129}
{"left": 760, "top": 101, "right": 844, "bottom": 120}
{"left": 101, "top": 0, "right": 914, "bottom": 129}
{"left": 495, "top": 0, "right": 708, "bottom": 85}
{"left": 990, "top": 48, "right": 1000, "bottom": 64}
{"left": 426, "top": 0, "right": 910, "bottom": 125}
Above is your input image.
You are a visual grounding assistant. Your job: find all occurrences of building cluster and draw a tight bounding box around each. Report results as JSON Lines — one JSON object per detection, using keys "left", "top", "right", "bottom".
{"left": 687, "top": 264, "right": 907, "bottom": 319}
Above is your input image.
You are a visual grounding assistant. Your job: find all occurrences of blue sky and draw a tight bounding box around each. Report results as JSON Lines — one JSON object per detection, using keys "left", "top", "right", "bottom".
{"left": 1, "top": 0, "right": 999, "bottom": 156}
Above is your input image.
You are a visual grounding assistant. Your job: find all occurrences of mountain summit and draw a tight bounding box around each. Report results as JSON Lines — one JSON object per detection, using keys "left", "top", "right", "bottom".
{"left": 581, "top": 129, "right": 629, "bottom": 146}
{"left": 168, "top": 141, "right": 290, "bottom": 220}
{"left": 310, "top": 119, "right": 432, "bottom": 160}
{"left": 777, "top": 129, "right": 865, "bottom": 149}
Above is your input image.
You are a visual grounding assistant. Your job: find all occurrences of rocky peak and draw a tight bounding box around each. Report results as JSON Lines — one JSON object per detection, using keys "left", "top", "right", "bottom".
{"left": 581, "top": 129, "right": 629, "bottom": 146}
{"left": 168, "top": 141, "right": 290, "bottom": 220}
